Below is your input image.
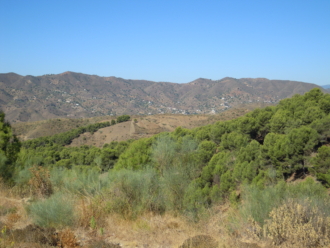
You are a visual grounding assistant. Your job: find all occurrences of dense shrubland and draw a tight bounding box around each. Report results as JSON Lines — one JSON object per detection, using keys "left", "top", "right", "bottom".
{"left": 2, "top": 89, "right": 330, "bottom": 246}
{"left": 112, "top": 89, "right": 330, "bottom": 209}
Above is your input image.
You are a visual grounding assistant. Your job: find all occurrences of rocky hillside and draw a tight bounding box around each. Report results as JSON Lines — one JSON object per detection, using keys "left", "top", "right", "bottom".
{"left": 0, "top": 71, "right": 323, "bottom": 122}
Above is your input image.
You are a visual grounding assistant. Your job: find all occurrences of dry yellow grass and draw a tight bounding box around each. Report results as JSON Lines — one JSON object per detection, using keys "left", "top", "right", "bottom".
{"left": 28, "top": 166, "right": 53, "bottom": 199}
{"left": 0, "top": 179, "right": 31, "bottom": 231}
{"left": 6, "top": 177, "right": 327, "bottom": 248}
{"left": 91, "top": 204, "right": 240, "bottom": 248}
{"left": 58, "top": 228, "right": 80, "bottom": 248}
{"left": 265, "top": 200, "right": 330, "bottom": 248}
{"left": 0, "top": 180, "right": 258, "bottom": 248}
{"left": 76, "top": 196, "right": 108, "bottom": 230}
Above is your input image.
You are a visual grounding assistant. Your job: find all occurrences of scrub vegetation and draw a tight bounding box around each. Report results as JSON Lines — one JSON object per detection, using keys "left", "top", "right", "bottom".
{"left": 1, "top": 89, "right": 330, "bottom": 247}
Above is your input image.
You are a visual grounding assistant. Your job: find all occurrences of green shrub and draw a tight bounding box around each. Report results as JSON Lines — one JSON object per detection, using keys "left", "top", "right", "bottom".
{"left": 50, "top": 166, "right": 108, "bottom": 195}
{"left": 107, "top": 168, "right": 164, "bottom": 219}
{"left": 27, "top": 192, "right": 76, "bottom": 228}
{"left": 240, "top": 182, "right": 286, "bottom": 226}
{"left": 14, "top": 166, "right": 33, "bottom": 186}
{"left": 161, "top": 166, "right": 191, "bottom": 212}
{"left": 151, "top": 134, "right": 177, "bottom": 173}
{"left": 183, "top": 181, "right": 210, "bottom": 221}
{"left": 116, "top": 115, "right": 130, "bottom": 123}
{"left": 240, "top": 178, "right": 330, "bottom": 226}
{"left": 114, "top": 138, "right": 152, "bottom": 170}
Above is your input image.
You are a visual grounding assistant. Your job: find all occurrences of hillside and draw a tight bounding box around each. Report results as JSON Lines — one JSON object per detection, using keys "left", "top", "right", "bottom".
{"left": 2, "top": 89, "right": 330, "bottom": 247}
{"left": 68, "top": 108, "right": 254, "bottom": 147}
{"left": 12, "top": 115, "right": 113, "bottom": 141}
{"left": 12, "top": 106, "right": 261, "bottom": 144}
{"left": 0, "top": 71, "right": 323, "bottom": 123}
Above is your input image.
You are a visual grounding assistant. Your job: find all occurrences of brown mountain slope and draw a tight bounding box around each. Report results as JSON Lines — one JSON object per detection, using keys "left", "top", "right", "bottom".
{"left": 13, "top": 105, "right": 265, "bottom": 144}
{"left": 11, "top": 115, "right": 113, "bottom": 141}
{"left": 69, "top": 107, "right": 260, "bottom": 147}
{"left": 0, "top": 72, "right": 324, "bottom": 123}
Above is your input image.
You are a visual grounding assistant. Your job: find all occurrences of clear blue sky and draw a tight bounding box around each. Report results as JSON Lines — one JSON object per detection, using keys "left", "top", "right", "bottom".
{"left": 1, "top": 0, "right": 329, "bottom": 85}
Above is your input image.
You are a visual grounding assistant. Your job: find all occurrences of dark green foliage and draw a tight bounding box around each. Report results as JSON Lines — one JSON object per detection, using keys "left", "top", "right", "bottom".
{"left": 114, "top": 89, "right": 330, "bottom": 207}
{"left": 195, "top": 126, "right": 211, "bottom": 141}
{"left": 220, "top": 131, "right": 250, "bottom": 150}
{"left": 196, "top": 140, "right": 217, "bottom": 164}
{"left": 16, "top": 139, "right": 132, "bottom": 178}
{"left": 0, "top": 111, "right": 21, "bottom": 181}
{"left": 319, "top": 94, "right": 330, "bottom": 114}
{"left": 98, "top": 141, "right": 132, "bottom": 171}
{"left": 114, "top": 138, "right": 152, "bottom": 170}
{"left": 311, "top": 146, "right": 330, "bottom": 187}
{"left": 173, "top": 126, "right": 192, "bottom": 138}
{"left": 310, "top": 115, "right": 330, "bottom": 142}
{"left": 116, "top": 115, "right": 130, "bottom": 123}
{"left": 312, "top": 146, "right": 330, "bottom": 174}
{"left": 301, "top": 106, "right": 324, "bottom": 124}
{"left": 270, "top": 109, "right": 292, "bottom": 133}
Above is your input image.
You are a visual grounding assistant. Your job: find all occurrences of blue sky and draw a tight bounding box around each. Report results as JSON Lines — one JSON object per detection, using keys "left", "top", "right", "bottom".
{"left": 1, "top": 0, "right": 329, "bottom": 85}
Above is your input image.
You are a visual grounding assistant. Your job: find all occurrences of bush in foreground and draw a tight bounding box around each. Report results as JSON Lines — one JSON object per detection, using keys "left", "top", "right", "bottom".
{"left": 27, "top": 192, "right": 76, "bottom": 228}
{"left": 265, "top": 199, "right": 330, "bottom": 247}
{"left": 232, "top": 178, "right": 330, "bottom": 247}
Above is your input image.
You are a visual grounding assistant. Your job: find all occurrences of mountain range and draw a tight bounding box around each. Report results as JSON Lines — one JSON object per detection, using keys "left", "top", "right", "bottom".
{"left": 0, "top": 71, "right": 325, "bottom": 123}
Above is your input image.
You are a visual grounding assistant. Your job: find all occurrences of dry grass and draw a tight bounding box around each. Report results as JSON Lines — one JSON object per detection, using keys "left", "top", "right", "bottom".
{"left": 28, "top": 166, "right": 53, "bottom": 199}
{"left": 0, "top": 180, "right": 30, "bottom": 231}
{"left": 179, "top": 235, "right": 218, "bottom": 248}
{"left": 0, "top": 178, "right": 249, "bottom": 248}
{"left": 265, "top": 199, "right": 330, "bottom": 247}
{"left": 8, "top": 175, "right": 330, "bottom": 247}
{"left": 3, "top": 213, "right": 21, "bottom": 230}
{"left": 57, "top": 228, "right": 80, "bottom": 248}
{"left": 236, "top": 198, "right": 330, "bottom": 248}
{"left": 100, "top": 208, "right": 230, "bottom": 248}
{"left": 76, "top": 196, "right": 108, "bottom": 229}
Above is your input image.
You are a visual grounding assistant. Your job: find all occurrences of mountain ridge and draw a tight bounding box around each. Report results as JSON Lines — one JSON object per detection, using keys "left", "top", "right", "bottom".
{"left": 0, "top": 71, "right": 325, "bottom": 123}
